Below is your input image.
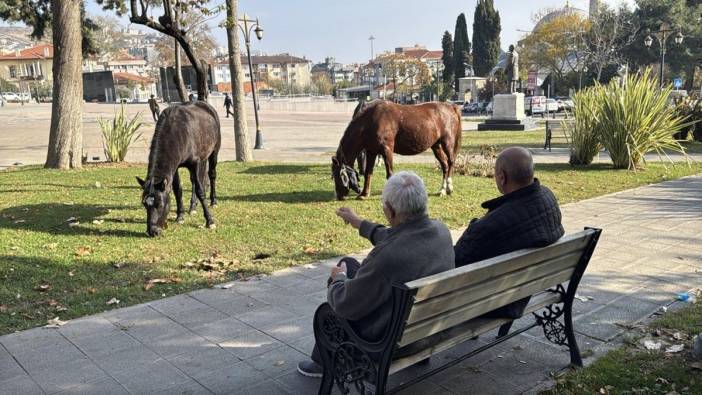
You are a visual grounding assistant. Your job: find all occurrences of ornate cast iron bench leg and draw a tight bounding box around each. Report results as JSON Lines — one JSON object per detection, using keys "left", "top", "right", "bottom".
{"left": 532, "top": 284, "right": 583, "bottom": 367}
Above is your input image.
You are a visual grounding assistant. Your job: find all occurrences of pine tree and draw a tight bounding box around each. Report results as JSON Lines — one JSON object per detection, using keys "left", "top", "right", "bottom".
{"left": 441, "top": 31, "right": 454, "bottom": 84}
{"left": 472, "top": 0, "right": 502, "bottom": 77}
{"left": 453, "top": 13, "right": 471, "bottom": 89}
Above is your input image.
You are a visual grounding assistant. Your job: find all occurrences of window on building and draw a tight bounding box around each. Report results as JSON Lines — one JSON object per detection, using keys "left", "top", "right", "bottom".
{"left": 9, "top": 66, "right": 17, "bottom": 78}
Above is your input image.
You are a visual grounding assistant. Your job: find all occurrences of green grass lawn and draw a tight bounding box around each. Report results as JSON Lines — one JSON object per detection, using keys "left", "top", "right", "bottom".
{"left": 544, "top": 299, "right": 702, "bottom": 395}
{"left": 1, "top": 161, "right": 702, "bottom": 335}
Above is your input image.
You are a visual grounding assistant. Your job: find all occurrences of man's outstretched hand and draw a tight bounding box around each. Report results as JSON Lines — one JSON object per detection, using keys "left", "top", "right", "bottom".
{"left": 336, "top": 207, "right": 363, "bottom": 229}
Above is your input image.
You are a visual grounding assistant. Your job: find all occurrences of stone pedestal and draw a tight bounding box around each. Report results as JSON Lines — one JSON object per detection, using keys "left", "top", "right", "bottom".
{"left": 478, "top": 93, "right": 537, "bottom": 131}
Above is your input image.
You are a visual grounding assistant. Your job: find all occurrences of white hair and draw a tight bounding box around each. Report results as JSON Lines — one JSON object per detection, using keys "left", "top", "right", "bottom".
{"left": 381, "top": 171, "right": 428, "bottom": 219}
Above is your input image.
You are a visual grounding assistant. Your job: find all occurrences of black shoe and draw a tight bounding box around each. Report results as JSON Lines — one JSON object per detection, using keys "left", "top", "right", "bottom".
{"left": 297, "top": 360, "right": 323, "bottom": 378}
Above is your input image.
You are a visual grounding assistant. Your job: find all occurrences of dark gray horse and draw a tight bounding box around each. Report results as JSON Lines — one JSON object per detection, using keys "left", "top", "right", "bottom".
{"left": 137, "top": 101, "right": 221, "bottom": 237}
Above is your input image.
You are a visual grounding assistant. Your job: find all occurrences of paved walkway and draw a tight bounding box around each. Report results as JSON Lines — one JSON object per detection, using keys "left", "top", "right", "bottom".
{"left": 1, "top": 176, "right": 701, "bottom": 395}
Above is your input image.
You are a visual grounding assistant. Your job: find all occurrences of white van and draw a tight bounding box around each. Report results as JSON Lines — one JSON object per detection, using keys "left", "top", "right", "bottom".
{"left": 525, "top": 96, "right": 546, "bottom": 115}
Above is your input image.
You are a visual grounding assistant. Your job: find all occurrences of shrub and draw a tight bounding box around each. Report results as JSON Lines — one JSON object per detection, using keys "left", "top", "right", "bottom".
{"left": 98, "top": 103, "right": 143, "bottom": 162}
{"left": 567, "top": 87, "right": 602, "bottom": 165}
{"left": 453, "top": 145, "right": 497, "bottom": 178}
{"left": 595, "top": 69, "right": 689, "bottom": 169}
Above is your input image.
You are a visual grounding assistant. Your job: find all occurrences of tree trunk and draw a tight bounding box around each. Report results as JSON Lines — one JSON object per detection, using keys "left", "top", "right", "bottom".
{"left": 174, "top": 39, "right": 188, "bottom": 102}
{"left": 684, "top": 62, "right": 696, "bottom": 91}
{"left": 46, "top": 0, "right": 83, "bottom": 169}
{"left": 176, "top": 38, "right": 208, "bottom": 101}
{"left": 225, "top": 0, "right": 252, "bottom": 161}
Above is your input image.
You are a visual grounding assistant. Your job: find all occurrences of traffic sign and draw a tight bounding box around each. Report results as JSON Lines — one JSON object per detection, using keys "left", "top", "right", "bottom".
{"left": 673, "top": 78, "right": 683, "bottom": 89}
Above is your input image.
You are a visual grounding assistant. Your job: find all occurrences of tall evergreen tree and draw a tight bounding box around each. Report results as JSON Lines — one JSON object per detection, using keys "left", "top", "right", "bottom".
{"left": 472, "top": 0, "right": 502, "bottom": 77}
{"left": 453, "top": 13, "right": 471, "bottom": 89}
{"left": 441, "top": 31, "right": 454, "bottom": 84}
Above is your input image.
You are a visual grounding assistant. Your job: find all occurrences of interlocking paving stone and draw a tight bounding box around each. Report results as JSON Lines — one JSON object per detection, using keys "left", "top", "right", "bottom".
{"left": 259, "top": 317, "right": 311, "bottom": 344}
{"left": 0, "top": 374, "right": 45, "bottom": 395}
{"left": 0, "top": 344, "right": 26, "bottom": 382}
{"left": 189, "top": 317, "right": 253, "bottom": 344}
{"left": 0, "top": 327, "right": 65, "bottom": 355}
{"left": 243, "top": 345, "right": 307, "bottom": 378}
{"left": 111, "top": 359, "right": 193, "bottom": 394}
{"left": 168, "top": 345, "right": 242, "bottom": 380}
{"left": 70, "top": 330, "right": 142, "bottom": 358}
{"left": 234, "top": 379, "right": 292, "bottom": 395}
{"left": 196, "top": 361, "right": 270, "bottom": 394}
{"left": 218, "top": 330, "right": 283, "bottom": 360}
{"left": 235, "top": 306, "right": 298, "bottom": 328}
{"left": 31, "top": 358, "right": 108, "bottom": 394}
{"left": 151, "top": 379, "right": 213, "bottom": 395}
{"left": 89, "top": 344, "right": 162, "bottom": 373}
{"left": 52, "top": 377, "right": 129, "bottom": 395}
{"left": 13, "top": 338, "right": 90, "bottom": 373}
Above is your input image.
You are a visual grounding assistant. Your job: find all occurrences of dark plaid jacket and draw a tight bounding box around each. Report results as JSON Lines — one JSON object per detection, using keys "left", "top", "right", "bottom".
{"left": 454, "top": 179, "right": 564, "bottom": 317}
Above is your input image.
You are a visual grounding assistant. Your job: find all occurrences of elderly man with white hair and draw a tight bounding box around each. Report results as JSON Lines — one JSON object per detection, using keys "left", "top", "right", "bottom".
{"left": 298, "top": 171, "right": 455, "bottom": 377}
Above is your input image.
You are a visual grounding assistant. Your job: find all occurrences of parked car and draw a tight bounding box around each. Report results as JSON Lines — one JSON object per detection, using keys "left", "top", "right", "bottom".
{"left": 546, "top": 98, "right": 559, "bottom": 113}
{"left": 1, "top": 92, "right": 19, "bottom": 102}
{"left": 524, "top": 96, "right": 546, "bottom": 115}
{"left": 555, "top": 96, "right": 574, "bottom": 112}
{"left": 462, "top": 102, "right": 480, "bottom": 114}
{"left": 486, "top": 101, "right": 494, "bottom": 113}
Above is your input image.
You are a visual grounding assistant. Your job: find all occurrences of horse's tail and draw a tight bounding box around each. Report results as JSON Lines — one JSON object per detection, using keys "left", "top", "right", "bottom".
{"left": 451, "top": 104, "right": 462, "bottom": 157}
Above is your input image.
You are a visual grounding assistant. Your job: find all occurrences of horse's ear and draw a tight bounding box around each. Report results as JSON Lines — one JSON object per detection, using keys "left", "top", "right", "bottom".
{"left": 332, "top": 156, "right": 339, "bottom": 166}
{"left": 136, "top": 177, "right": 146, "bottom": 188}
{"left": 154, "top": 179, "right": 167, "bottom": 192}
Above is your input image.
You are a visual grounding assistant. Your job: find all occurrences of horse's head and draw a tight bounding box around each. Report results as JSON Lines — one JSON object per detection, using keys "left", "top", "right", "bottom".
{"left": 331, "top": 156, "right": 361, "bottom": 200}
{"left": 352, "top": 100, "right": 370, "bottom": 119}
{"left": 137, "top": 177, "right": 171, "bottom": 237}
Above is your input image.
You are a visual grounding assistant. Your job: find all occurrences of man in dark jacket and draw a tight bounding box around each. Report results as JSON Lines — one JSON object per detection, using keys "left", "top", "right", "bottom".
{"left": 223, "top": 93, "right": 234, "bottom": 117}
{"left": 454, "top": 146, "right": 564, "bottom": 318}
{"left": 298, "top": 171, "right": 455, "bottom": 377}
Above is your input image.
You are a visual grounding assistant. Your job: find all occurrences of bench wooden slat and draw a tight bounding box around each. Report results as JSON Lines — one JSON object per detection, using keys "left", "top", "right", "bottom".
{"left": 406, "top": 231, "right": 593, "bottom": 302}
{"left": 399, "top": 266, "right": 574, "bottom": 347}
{"left": 405, "top": 251, "right": 581, "bottom": 325}
{"left": 389, "top": 291, "right": 562, "bottom": 374}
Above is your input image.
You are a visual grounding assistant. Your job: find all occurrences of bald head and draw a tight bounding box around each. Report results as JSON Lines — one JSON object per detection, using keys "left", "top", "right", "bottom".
{"left": 495, "top": 147, "right": 534, "bottom": 194}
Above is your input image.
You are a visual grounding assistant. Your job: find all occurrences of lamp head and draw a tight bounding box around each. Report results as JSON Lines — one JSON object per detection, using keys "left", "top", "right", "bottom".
{"left": 675, "top": 31, "right": 684, "bottom": 45}
{"left": 644, "top": 35, "right": 653, "bottom": 48}
{"left": 255, "top": 23, "right": 263, "bottom": 40}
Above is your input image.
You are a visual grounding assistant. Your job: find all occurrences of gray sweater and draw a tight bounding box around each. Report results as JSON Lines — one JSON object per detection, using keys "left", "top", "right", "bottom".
{"left": 328, "top": 215, "right": 455, "bottom": 342}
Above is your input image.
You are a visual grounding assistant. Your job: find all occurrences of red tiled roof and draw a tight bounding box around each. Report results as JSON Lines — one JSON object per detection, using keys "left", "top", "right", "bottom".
{"left": 0, "top": 44, "right": 53, "bottom": 60}
{"left": 403, "top": 49, "right": 443, "bottom": 60}
{"left": 113, "top": 72, "right": 153, "bottom": 84}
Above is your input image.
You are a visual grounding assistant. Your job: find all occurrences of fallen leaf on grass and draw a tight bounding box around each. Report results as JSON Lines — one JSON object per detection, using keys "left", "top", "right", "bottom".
{"left": 0, "top": 305, "right": 7, "bottom": 313}
{"left": 68, "top": 271, "right": 74, "bottom": 277}
{"left": 643, "top": 340, "right": 662, "bottom": 350}
{"left": 43, "top": 243, "right": 58, "bottom": 250}
{"left": 34, "top": 282, "right": 51, "bottom": 292}
{"left": 144, "top": 277, "right": 181, "bottom": 291}
{"left": 106, "top": 297, "right": 120, "bottom": 305}
{"left": 45, "top": 317, "right": 67, "bottom": 328}
{"left": 665, "top": 344, "right": 684, "bottom": 353}
{"left": 87, "top": 287, "right": 97, "bottom": 294}
{"left": 303, "top": 246, "right": 319, "bottom": 255}
{"left": 92, "top": 219, "right": 104, "bottom": 225}
{"left": 13, "top": 219, "right": 26, "bottom": 224}
{"left": 691, "top": 361, "right": 702, "bottom": 370}
{"left": 75, "top": 247, "right": 92, "bottom": 257}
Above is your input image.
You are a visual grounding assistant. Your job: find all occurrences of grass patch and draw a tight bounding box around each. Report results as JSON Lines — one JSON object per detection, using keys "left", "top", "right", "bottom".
{"left": 1, "top": 161, "right": 701, "bottom": 334}
{"left": 544, "top": 301, "right": 702, "bottom": 395}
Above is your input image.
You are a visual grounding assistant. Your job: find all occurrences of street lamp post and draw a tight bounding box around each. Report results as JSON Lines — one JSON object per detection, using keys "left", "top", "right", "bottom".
{"left": 578, "top": 65, "right": 588, "bottom": 91}
{"left": 239, "top": 14, "right": 264, "bottom": 149}
{"left": 644, "top": 23, "right": 684, "bottom": 89}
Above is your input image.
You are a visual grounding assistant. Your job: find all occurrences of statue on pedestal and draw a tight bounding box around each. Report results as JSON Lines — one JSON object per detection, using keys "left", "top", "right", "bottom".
{"left": 507, "top": 45, "right": 519, "bottom": 94}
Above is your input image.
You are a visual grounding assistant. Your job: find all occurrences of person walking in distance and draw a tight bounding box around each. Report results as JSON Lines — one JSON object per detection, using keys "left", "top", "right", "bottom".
{"left": 223, "top": 93, "right": 235, "bottom": 118}
{"left": 147, "top": 95, "right": 160, "bottom": 122}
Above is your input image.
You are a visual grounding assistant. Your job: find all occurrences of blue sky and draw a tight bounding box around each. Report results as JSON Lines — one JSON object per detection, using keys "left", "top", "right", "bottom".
{"left": 22, "top": 0, "right": 632, "bottom": 64}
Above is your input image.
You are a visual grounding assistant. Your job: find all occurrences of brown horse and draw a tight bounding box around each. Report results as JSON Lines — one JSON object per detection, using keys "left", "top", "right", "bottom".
{"left": 332, "top": 100, "right": 462, "bottom": 200}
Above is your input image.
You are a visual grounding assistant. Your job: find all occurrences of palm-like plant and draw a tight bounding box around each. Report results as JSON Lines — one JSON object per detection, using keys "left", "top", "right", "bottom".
{"left": 596, "top": 69, "right": 689, "bottom": 169}
{"left": 98, "top": 103, "right": 144, "bottom": 162}
{"left": 567, "top": 87, "right": 602, "bottom": 165}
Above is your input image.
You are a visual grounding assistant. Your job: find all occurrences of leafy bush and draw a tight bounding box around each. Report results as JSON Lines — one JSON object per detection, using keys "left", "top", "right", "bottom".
{"left": 453, "top": 145, "right": 497, "bottom": 178}
{"left": 98, "top": 104, "right": 143, "bottom": 162}
{"left": 592, "top": 69, "right": 688, "bottom": 169}
{"left": 567, "top": 87, "right": 602, "bottom": 165}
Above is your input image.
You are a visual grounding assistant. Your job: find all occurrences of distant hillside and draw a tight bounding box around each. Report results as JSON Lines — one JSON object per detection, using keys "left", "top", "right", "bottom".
{"left": 0, "top": 26, "right": 40, "bottom": 54}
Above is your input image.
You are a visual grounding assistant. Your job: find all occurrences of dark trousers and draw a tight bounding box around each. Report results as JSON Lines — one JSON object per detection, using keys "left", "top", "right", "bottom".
{"left": 225, "top": 106, "right": 234, "bottom": 118}
{"left": 151, "top": 109, "right": 159, "bottom": 122}
{"left": 311, "top": 257, "right": 361, "bottom": 364}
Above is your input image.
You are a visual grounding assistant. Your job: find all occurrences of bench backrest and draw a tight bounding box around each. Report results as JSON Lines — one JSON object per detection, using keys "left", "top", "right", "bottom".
{"left": 397, "top": 229, "right": 598, "bottom": 347}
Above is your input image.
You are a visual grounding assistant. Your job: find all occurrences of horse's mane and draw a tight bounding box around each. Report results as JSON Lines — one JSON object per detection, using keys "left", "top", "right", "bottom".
{"left": 147, "top": 105, "right": 175, "bottom": 181}
{"left": 337, "top": 100, "right": 386, "bottom": 163}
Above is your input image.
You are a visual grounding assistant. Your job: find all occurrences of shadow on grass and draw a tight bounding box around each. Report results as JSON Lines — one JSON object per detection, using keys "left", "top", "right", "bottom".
{"left": 0, "top": 203, "right": 145, "bottom": 237}
{"left": 220, "top": 190, "right": 333, "bottom": 203}
{"left": 239, "top": 164, "right": 321, "bottom": 175}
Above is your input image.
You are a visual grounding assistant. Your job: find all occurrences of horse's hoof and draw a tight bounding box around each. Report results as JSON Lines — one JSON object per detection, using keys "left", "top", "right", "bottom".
{"left": 356, "top": 195, "right": 367, "bottom": 200}
{"left": 207, "top": 223, "right": 217, "bottom": 230}
{"left": 439, "top": 189, "right": 447, "bottom": 197}
{"left": 210, "top": 203, "right": 218, "bottom": 208}
{"left": 176, "top": 216, "right": 185, "bottom": 224}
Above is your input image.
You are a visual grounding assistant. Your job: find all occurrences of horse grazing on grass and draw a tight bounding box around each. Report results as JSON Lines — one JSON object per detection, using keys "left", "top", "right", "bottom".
{"left": 137, "top": 101, "right": 221, "bottom": 237}
{"left": 332, "top": 100, "right": 462, "bottom": 200}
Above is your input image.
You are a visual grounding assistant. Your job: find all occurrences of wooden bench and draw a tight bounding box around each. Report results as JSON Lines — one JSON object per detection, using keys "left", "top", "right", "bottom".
{"left": 544, "top": 119, "right": 573, "bottom": 151}
{"left": 313, "top": 228, "right": 601, "bottom": 395}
